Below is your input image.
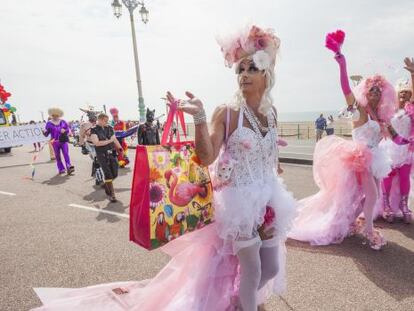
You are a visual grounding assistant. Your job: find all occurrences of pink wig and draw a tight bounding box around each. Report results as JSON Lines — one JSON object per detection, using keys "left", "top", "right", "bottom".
{"left": 353, "top": 75, "right": 396, "bottom": 123}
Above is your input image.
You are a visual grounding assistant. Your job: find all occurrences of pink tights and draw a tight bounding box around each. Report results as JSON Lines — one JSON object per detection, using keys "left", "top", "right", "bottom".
{"left": 382, "top": 164, "right": 412, "bottom": 196}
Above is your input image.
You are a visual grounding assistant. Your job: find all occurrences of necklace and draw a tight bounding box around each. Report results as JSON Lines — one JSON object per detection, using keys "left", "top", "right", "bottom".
{"left": 243, "top": 105, "right": 270, "bottom": 133}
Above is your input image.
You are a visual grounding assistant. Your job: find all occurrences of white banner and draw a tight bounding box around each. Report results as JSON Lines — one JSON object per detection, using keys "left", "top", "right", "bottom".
{"left": 0, "top": 124, "right": 49, "bottom": 148}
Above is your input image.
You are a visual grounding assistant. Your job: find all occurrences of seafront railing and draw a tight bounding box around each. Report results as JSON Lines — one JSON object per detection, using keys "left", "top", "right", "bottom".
{"left": 125, "top": 121, "right": 353, "bottom": 145}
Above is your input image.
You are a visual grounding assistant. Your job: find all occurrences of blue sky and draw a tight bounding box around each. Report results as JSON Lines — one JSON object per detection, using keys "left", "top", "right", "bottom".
{"left": 1, "top": 0, "right": 414, "bottom": 122}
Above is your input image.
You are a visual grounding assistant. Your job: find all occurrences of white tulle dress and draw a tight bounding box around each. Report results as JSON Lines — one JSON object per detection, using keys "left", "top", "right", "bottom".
{"left": 31, "top": 105, "right": 298, "bottom": 311}
{"left": 378, "top": 109, "right": 414, "bottom": 216}
{"left": 381, "top": 109, "right": 412, "bottom": 168}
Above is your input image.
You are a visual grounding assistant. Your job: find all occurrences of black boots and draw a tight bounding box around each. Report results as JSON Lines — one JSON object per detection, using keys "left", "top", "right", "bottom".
{"left": 104, "top": 181, "right": 117, "bottom": 203}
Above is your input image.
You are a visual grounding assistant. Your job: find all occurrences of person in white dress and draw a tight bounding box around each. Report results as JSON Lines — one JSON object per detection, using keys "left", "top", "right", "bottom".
{"left": 31, "top": 25, "right": 297, "bottom": 311}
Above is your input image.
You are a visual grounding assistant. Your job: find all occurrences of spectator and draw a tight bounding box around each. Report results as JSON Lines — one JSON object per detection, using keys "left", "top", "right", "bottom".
{"left": 315, "top": 113, "right": 327, "bottom": 142}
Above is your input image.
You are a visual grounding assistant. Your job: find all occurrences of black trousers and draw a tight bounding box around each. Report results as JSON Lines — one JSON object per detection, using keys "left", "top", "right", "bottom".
{"left": 96, "top": 150, "right": 118, "bottom": 181}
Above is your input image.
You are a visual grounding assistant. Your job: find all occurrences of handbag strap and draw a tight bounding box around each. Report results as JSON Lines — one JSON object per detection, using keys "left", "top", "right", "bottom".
{"left": 224, "top": 105, "right": 230, "bottom": 146}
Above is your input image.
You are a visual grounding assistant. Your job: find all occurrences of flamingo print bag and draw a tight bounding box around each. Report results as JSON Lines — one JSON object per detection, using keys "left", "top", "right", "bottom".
{"left": 129, "top": 97, "right": 214, "bottom": 250}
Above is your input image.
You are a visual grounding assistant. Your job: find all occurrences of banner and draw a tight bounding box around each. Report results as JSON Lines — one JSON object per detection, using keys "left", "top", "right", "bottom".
{"left": 0, "top": 124, "right": 49, "bottom": 148}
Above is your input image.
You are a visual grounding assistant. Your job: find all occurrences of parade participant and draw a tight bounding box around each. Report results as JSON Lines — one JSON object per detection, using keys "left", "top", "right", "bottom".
{"left": 289, "top": 30, "right": 409, "bottom": 250}
{"left": 381, "top": 57, "right": 414, "bottom": 224}
{"left": 79, "top": 109, "right": 104, "bottom": 186}
{"left": 31, "top": 25, "right": 297, "bottom": 311}
{"left": 109, "top": 107, "right": 129, "bottom": 168}
{"left": 90, "top": 113, "right": 123, "bottom": 202}
{"left": 29, "top": 120, "right": 41, "bottom": 151}
{"left": 137, "top": 108, "right": 160, "bottom": 145}
{"left": 43, "top": 108, "right": 74, "bottom": 175}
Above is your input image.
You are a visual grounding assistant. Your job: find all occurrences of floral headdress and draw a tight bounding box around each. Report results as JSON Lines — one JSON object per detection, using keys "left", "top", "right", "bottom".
{"left": 353, "top": 74, "right": 396, "bottom": 122}
{"left": 395, "top": 78, "right": 412, "bottom": 93}
{"left": 217, "top": 25, "right": 281, "bottom": 70}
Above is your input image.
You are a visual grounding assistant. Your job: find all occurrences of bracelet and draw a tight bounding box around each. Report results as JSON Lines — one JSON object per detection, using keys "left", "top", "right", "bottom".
{"left": 193, "top": 109, "right": 207, "bottom": 125}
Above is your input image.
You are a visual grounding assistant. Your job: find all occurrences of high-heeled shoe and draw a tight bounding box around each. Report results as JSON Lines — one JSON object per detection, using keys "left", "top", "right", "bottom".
{"left": 382, "top": 193, "right": 394, "bottom": 223}
{"left": 399, "top": 195, "right": 412, "bottom": 224}
{"left": 362, "top": 229, "right": 386, "bottom": 250}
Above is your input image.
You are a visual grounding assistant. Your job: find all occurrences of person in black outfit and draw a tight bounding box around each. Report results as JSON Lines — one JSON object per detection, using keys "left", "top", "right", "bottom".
{"left": 137, "top": 108, "right": 160, "bottom": 145}
{"left": 90, "top": 113, "right": 123, "bottom": 202}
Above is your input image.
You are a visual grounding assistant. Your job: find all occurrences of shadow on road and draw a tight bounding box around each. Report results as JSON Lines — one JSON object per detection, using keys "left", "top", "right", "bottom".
{"left": 83, "top": 185, "right": 107, "bottom": 202}
{"left": 115, "top": 187, "right": 131, "bottom": 193}
{"left": 41, "top": 174, "right": 70, "bottom": 186}
{"left": 287, "top": 236, "right": 414, "bottom": 301}
{"left": 95, "top": 202, "right": 129, "bottom": 223}
{"left": 377, "top": 220, "right": 414, "bottom": 241}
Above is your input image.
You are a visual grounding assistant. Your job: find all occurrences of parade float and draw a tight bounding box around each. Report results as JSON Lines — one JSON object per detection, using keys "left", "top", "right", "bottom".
{"left": 0, "top": 82, "right": 17, "bottom": 153}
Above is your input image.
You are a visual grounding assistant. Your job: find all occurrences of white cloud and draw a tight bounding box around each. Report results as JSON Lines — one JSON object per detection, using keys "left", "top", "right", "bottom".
{"left": 1, "top": 0, "right": 413, "bottom": 122}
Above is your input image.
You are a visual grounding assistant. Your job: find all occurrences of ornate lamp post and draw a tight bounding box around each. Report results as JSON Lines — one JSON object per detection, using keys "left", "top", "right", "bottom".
{"left": 111, "top": 0, "right": 149, "bottom": 122}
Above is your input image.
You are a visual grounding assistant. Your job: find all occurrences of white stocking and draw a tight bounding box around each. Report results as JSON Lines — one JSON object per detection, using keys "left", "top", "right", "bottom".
{"left": 258, "top": 237, "right": 279, "bottom": 290}
{"left": 236, "top": 239, "right": 262, "bottom": 311}
{"left": 361, "top": 173, "right": 378, "bottom": 233}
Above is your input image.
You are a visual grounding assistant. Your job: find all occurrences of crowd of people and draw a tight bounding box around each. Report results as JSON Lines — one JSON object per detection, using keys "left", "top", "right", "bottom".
{"left": 36, "top": 105, "right": 163, "bottom": 202}
{"left": 32, "top": 25, "right": 414, "bottom": 311}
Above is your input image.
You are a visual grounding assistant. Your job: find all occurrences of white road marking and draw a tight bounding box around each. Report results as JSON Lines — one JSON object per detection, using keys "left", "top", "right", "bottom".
{"left": 280, "top": 152, "right": 313, "bottom": 156}
{"left": 283, "top": 145, "right": 315, "bottom": 149}
{"left": 0, "top": 191, "right": 16, "bottom": 196}
{"left": 68, "top": 204, "right": 129, "bottom": 219}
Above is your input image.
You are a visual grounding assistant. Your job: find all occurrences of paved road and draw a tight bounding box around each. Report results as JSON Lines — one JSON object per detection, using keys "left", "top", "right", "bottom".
{"left": 0, "top": 145, "right": 413, "bottom": 311}
{"left": 279, "top": 139, "right": 316, "bottom": 161}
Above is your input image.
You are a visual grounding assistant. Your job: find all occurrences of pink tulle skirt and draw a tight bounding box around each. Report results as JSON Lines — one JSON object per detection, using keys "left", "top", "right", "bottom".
{"left": 288, "top": 135, "right": 390, "bottom": 245}
{"left": 32, "top": 225, "right": 239, "bottom": 311}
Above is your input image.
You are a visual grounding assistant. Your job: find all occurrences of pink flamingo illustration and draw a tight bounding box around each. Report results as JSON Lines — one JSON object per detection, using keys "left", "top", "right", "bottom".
{"left": 164, "top": 169, "right": 207, "bottom": 207}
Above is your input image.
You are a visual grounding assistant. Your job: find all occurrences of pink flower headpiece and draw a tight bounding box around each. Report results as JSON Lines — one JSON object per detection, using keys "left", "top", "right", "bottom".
{"left": 395, "top": 78, "right": 412, "bottom": 93}
{"left": 353, "top": 74, "right": 396, "bottom": 123}
{"left": 217, "top": 25, "right": 281, "bottom": 70}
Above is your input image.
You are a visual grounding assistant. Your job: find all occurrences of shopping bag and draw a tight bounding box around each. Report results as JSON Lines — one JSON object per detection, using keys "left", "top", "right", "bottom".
{"left": 129, "top": 96, "right": 214, "bottom": 250}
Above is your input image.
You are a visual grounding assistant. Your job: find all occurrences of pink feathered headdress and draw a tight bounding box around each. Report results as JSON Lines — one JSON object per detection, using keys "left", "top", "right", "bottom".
{"left": 109, "top": 107, "right": 119, "bottom": 116}
{"left": 216, "top": 25, "right": 281, "bottom": 69}
{"left": 353, "top": 75, "right": 396, "bottom": 123}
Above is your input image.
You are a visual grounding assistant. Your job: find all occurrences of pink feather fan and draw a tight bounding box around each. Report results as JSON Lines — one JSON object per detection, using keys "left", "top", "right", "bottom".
{"left": 325, "top": 30, "right": 345, "bottom": 54}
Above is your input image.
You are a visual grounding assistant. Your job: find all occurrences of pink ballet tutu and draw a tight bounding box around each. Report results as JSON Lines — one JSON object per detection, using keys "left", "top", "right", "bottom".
{"left": 288, "top": 135, "right": 388, "bottom": 245}
{"left": 380, "top": 110, "right": 413, "bottom": 169}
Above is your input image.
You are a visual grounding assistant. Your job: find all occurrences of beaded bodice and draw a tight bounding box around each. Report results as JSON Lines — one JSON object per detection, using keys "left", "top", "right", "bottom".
{"left": 225, "top": 106, "right": 278, "bottom": 187}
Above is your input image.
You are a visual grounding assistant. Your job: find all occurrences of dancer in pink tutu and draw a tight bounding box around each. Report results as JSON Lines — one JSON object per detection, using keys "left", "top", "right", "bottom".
{"left": 380, "top": 57, "right": 414, "bottom": 224}
{"left": 31, "top": 25, "right": 297, "bottom": 311}
{"left": 289, "top": 30, "right": 410, "bottom": 250}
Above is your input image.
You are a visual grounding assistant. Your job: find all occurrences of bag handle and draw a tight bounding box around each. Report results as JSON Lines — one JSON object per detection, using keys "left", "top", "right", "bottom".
{"left": 161, "top": 94, "right": 187, "bottom": 145}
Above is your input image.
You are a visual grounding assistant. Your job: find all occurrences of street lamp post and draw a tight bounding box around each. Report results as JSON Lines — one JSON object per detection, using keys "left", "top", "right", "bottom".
{"left": 111, "top": 0, "right": 149, "bottom": 122}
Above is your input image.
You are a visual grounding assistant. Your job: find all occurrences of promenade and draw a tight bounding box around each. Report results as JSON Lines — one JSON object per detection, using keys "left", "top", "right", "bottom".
{"left": 0, "top": 145, "right": 413, "bottom": 311}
